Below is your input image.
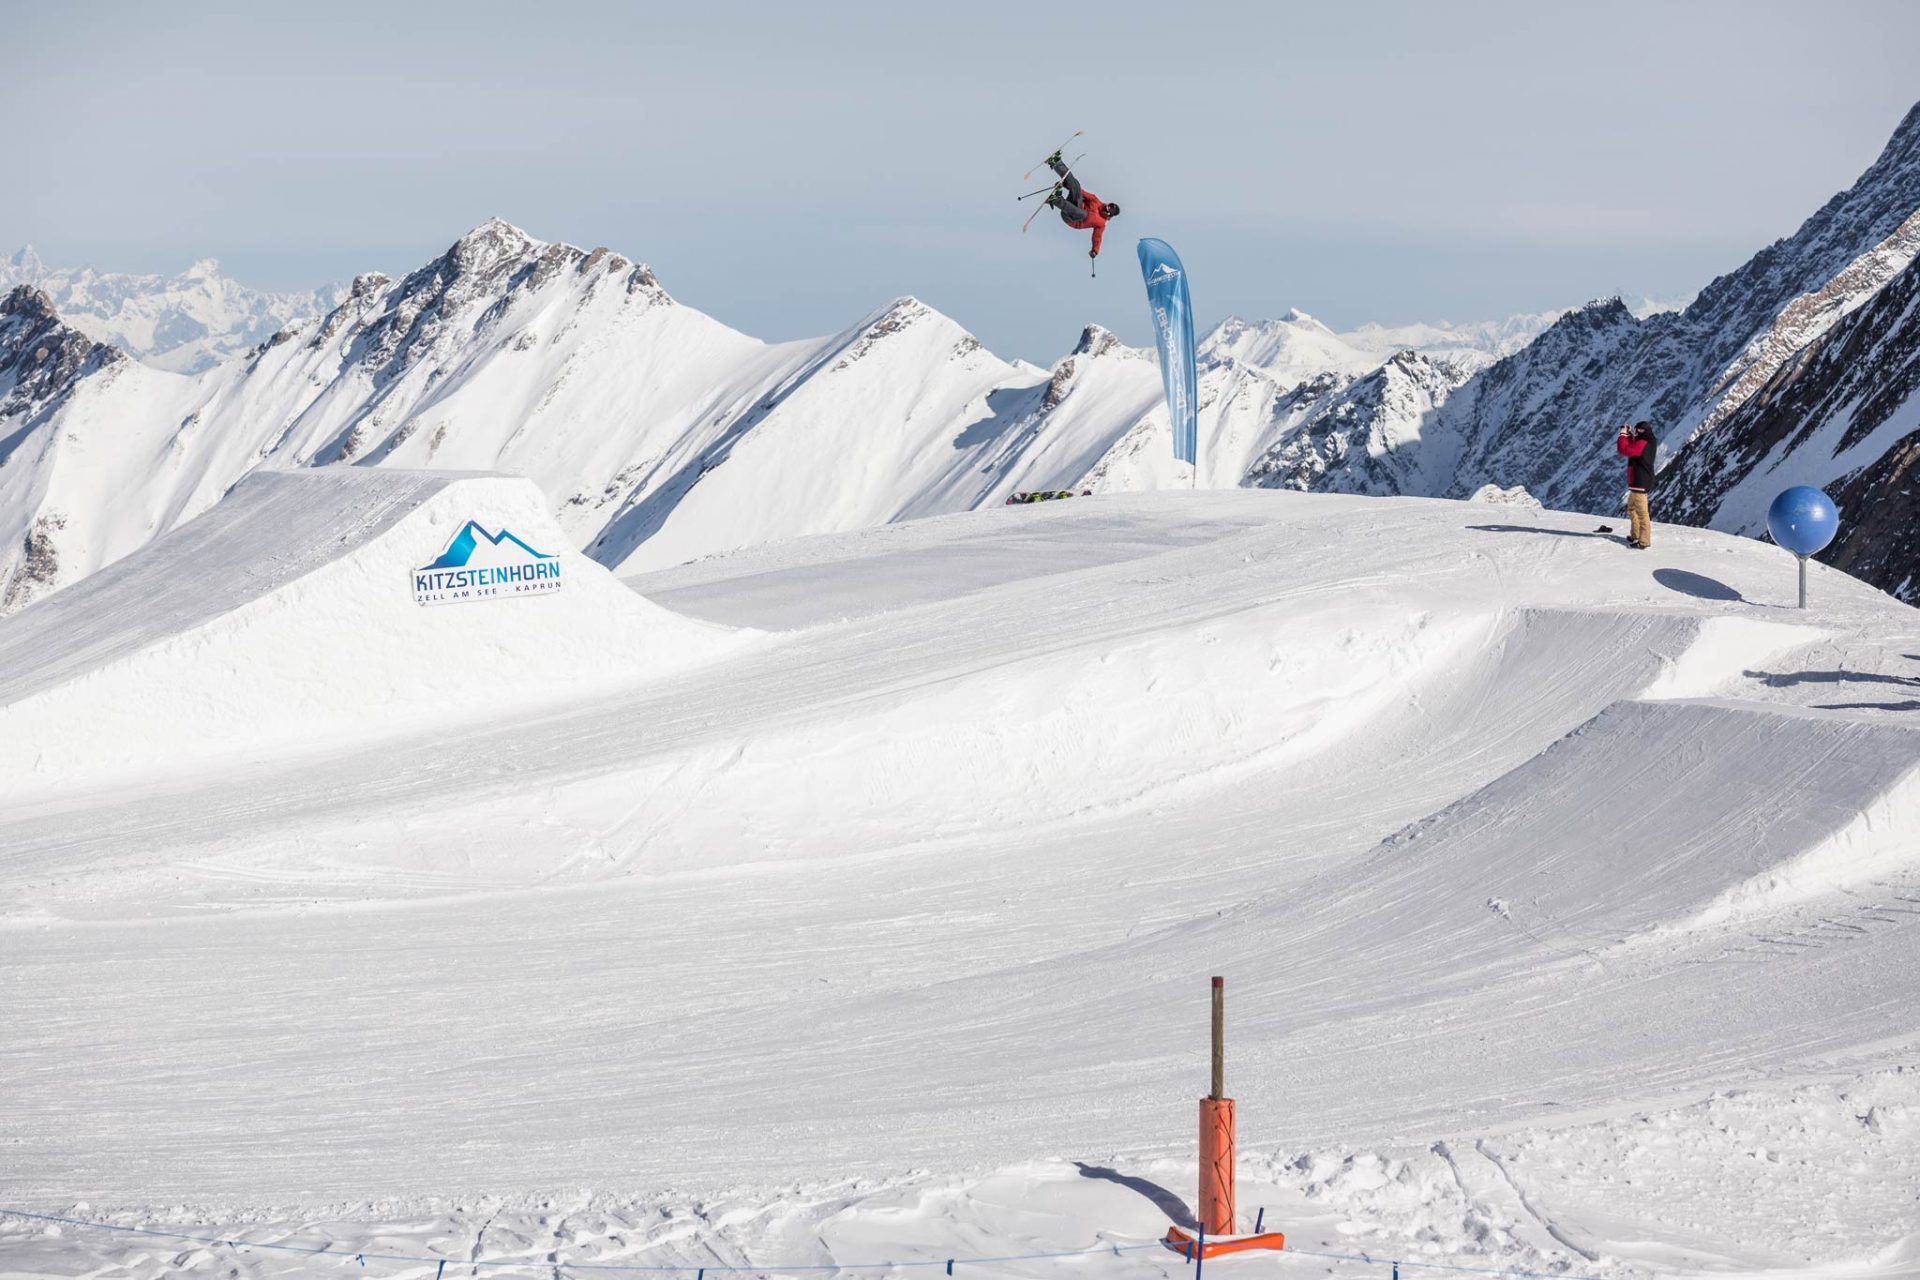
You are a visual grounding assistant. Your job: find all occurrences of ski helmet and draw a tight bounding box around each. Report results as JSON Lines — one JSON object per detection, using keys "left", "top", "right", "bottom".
{"left": 1102, "top": 202, "right": 1121, "bottom": 218}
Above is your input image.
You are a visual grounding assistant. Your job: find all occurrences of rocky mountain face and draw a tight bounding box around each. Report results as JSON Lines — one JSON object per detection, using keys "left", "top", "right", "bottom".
{"left": 1240, "top": 102, "right": 1920, "bottom": 602}
{"left": 1245, "top": 352, "right": 1478, "bottom": 496}
{"left": 0, "top": 286, "right": 122, "bottom": 420}
{"left": 0, "top": 247, "right": 342, "bottom": 374}
{"left": 0, "top": 288, "right": 126, "bottom": 611}
{"left": 1664, "top": 251, "right": 1920, "bottom": 599}
{"left": 1250, "top": 104, "right": 1920, "bottom": 516}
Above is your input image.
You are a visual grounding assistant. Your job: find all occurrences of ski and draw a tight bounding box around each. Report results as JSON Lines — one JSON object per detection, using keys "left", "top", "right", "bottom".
{"left": 1021, "top": 185, "right": 1064, "bottom": 234}
{"left": 1019, "top": 153, "right": 1085, "bottom": 233}
{"left": 1022, "top": 129, "right": 1084, "bottom": 183}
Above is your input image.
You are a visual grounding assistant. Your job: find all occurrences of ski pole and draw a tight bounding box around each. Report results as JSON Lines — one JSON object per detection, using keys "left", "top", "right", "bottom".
{"left": 1017, "top": 185, "right": 1058, "bottom": 201}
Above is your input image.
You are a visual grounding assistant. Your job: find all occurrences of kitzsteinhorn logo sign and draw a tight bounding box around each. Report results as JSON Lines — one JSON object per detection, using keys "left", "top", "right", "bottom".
{"left": 412, "top": 520, "right": 564, "bottom": 607}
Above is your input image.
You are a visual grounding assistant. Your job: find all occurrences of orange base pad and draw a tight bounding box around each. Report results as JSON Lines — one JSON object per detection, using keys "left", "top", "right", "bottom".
{"left": 1163, "top": 1225, "right": 1287, "bottom": 1259}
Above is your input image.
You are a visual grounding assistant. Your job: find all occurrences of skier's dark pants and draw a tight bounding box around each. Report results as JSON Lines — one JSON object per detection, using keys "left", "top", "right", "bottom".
{"left": 1049, "top": 158, "right": 1089, "bottom": 227}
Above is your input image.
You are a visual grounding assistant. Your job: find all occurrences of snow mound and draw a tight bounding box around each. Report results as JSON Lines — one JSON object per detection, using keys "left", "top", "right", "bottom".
{"left": 1467, "top": 483, "right": 1542, "bottom": 508}
{"left": 0, "top": 468, "right": 739, "bottom": 786}
{"left": 1338, "top": 697, "right": 1920, "bottom": 960}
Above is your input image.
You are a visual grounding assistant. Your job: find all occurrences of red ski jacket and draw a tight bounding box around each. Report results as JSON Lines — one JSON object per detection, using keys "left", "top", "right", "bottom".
{"left": 1069, "top": 191, "right": 1109, "bottom": 256}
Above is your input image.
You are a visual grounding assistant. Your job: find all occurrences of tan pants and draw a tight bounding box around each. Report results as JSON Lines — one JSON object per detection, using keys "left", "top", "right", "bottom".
{"left": 1627, "top": 490, "right": 1651, "bottom": 547}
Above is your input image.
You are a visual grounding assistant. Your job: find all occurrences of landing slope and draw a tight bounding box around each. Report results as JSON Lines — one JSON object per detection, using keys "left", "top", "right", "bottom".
{"left": 1, "top": 489, "right": 1916, "bottom": 1280}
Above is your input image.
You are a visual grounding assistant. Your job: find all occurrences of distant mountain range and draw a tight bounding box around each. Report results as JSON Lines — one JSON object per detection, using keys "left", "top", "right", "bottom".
{"left": 0, "top": 247, "right": 342, "bottom": 374}
{"left": 1, "top": 102, "right": 1915, "bottom": 611}
{"left": 0, "top": 221, "right": 1572, "bottom": 614}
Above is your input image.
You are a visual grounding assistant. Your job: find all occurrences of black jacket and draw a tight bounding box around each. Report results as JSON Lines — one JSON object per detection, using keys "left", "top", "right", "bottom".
{"left": 1620, "top": 431, "right": 1658, "bottom": 492}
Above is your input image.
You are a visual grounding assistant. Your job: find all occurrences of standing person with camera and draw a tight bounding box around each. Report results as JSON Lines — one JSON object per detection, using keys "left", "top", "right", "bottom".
{"left": 1616, "top": 421, "right": 1658, "bottom": 549}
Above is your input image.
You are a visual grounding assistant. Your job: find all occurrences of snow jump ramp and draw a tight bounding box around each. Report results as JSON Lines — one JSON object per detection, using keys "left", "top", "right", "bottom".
{"left": 0, "top": 468, "right": 735, "bottom": 787}
{"left": 1262, "top": 695, "right": 1920, "bottom": 989}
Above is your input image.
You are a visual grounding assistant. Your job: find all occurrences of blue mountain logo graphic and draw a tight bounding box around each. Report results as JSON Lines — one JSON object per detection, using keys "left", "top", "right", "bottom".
{"left": 411, "top": 520, "right": 564, "bottom": 607}
{"left": 423, "top": 522, "right": 555, "bottom": 570}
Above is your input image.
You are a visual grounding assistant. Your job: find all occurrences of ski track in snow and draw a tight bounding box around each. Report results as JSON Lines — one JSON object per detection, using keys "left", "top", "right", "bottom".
{"left": 2, "top": 482, "right": 1919, "bottom": 1280}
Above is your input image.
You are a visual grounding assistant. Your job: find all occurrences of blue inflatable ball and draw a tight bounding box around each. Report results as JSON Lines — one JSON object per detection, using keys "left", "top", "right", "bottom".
{"left": 1766, "top": 486, "right": 1840, "bottom": 556}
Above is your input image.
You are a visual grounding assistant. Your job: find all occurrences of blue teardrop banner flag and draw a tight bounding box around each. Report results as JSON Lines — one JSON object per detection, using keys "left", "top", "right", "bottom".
{"left": 1136, "top": 238, "right": 1198, "bottom": 470}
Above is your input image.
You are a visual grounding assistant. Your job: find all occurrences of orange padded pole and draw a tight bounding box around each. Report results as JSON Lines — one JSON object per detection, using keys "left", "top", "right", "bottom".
{"left": 1199, "top": 976, "right": 1235, "bottom": 1234}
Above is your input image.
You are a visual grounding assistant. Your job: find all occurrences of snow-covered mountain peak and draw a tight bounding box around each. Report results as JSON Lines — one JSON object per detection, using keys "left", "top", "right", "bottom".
{"left": 1071, "top": 323, "right": 1131, "bottom": 357}
{"left": 1383, "top": 347, "right": 1459, "bottom": 377}
{"left": 336, "top": 223, "right": 680, "bottom": 389}
{"left": 827, "top": 296, "right": 983, "bottom": 370}
{"left": 871, "top": 295, "right": 928, "bottom": 321}
{"left": 1866, "top": 100, "right": 1920, "bottom": 184}
{"left": 446, "top": 216, "right": 543, "bottom": 277}
{"left": 444, "top": 223, "right": 667, "bottom": 308}
{"left": 6, "top": 245, "right": 44, "bottom": 275}
{"left": 1245, "top": 344, "right": 1477, "bottom": 496}
{"left": 1553, "top": 295, "right": 1639, "bottom": 336}
{"left": 2, "top": 282, "right": 58, "bottom": 326}
{"left": 1201, "top": 311, "right": 1380, "bottom": 387}
{"left": 460, "top": 216, "right": 539, "bottom": 247}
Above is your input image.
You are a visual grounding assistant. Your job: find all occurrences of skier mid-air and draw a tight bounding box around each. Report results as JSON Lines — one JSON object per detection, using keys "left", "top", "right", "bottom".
{"left": 1042, "top": 150, "right": 1120, "bottom": 260}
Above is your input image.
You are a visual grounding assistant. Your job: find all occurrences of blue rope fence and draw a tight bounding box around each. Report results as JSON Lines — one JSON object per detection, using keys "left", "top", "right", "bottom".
{"left": 0, "top": 1206, "right": 1614, "bottom": 1280}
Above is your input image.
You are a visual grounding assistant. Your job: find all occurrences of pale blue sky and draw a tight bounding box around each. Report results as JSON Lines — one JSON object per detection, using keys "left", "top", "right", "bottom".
{"left": 7, "top": 0, "right": 1918, "bottom": 359}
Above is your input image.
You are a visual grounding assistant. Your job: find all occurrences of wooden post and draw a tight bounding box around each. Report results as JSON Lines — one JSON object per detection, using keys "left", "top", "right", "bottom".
{"left": 1210, "top": 975, "right": 1224, "bottom": 1099}
{"left": 1198, "top": 975, "right": 1235, "bottom": 1235}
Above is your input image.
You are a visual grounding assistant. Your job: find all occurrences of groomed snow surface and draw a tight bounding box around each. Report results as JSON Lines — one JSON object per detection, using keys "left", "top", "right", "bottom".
{"left": 3, "top": 473, "right": 1919, "bottom": 1280}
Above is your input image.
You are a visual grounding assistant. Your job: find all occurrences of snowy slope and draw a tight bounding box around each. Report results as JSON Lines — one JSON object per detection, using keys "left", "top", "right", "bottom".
{"left": 3, "top": 480, "right": 1918, "bottom": 1280}
{"left": 0, "top": 468, "right": 741, "bottom": 787}
{"left": 0, "top": 245, "right": 342, "bottom": 374}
